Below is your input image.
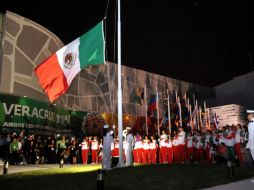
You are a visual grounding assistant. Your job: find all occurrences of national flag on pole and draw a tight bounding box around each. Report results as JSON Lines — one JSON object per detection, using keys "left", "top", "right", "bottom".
{"left": 172, "top": 102, "right": 180, "bottom": 127}
{"left": 147, "top": 95, "right": 157, "bottom": 117}
{"left": 182, "top": 93, "right": 187, "bottom": 107}
{"left": 34, "top": 21, "right": 105, "bottom": 102}
{"left": 191, "top": 103, "right": 198, "bottom": 128}
{"left": 160, "top": 106, "right": 169, "bottom": 127}
{"left": 205, "top": 112, "right": 210, "bottom": 129}
{"left": 182, "top": 106, "right": 190, "bottom": 124}
{"left": 213, "top": 112, "right": 219, "bottom": 129}
{"left": 132, "top": 87, "right": 144, "bottom": 105}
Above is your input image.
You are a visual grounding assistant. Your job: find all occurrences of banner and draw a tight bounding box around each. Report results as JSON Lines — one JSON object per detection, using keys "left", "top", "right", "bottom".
{"left": 0, "top": 93, "right": 87, "bottom": 135}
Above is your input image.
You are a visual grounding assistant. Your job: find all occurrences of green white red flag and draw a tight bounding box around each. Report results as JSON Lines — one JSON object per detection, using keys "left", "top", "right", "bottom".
{"left": 34, "top": 21, "right": 105, "bottom": 102}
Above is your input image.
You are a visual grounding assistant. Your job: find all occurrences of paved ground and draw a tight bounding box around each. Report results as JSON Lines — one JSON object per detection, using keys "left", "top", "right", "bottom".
{"left": 0, "top": 164, "right": 82, "bottom": 175}
{"left": 203, "top": 177, "right": 254, "bottom": 190}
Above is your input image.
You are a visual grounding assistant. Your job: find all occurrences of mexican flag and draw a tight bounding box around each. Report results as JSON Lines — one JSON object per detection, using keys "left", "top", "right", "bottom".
{"left": 34, "top": 21, "right": 105, "bottom": 103}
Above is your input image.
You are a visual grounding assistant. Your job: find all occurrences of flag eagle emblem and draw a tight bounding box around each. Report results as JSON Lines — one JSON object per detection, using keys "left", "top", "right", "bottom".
{"left": 64, "top": 52, "right": 76, "bottom": 69}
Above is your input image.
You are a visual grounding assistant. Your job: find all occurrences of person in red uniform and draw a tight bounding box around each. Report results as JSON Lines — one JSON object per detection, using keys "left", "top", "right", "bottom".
{"left": 81, "top": 136, "right": 89, "bottom": 164}
{"left": 167, "top": 135, "right": 173, "bottom": 163}
{"left": 178, "top": 127, "right": 186, "bottom": 163}
{"left": 149, "top": 136, "right": 157, "bottom": 164}
{"left": 91, "top": 136, "right": 99, "bottom": 164}
{"left": 112, "top": 137, "right": 119, "bottom": 157}
{"left": 135, "top": 134, "right": 143, "bottom": 163}
{"left": 97, "top": 139, "right": 103, "bottom": 163}
{"left": 204, "top": 131, "right": 212, "bottom": 164}
{"left": 172, "top": 131, "right": 180, "bottom": 163}
{"left": 186, "top": 132, "right": 194, "bottom": 162}
{"left": 159, "top": 130, "right": 168, "bottom": 164}
{"left": 142, "top": 136, "right": 150, "bottom": 164}
{"left": 194, "top": 130, "right": 202, "bottom": 163}
{"left": 234, "top": 124, "right": 244, "bottom": 165}
{"left": 133, "top": 139, "right": 138, "bottom": 163}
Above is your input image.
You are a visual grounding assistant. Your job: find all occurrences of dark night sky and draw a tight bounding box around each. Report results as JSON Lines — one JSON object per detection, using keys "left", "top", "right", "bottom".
{"left": 0, "top": 0, "right": 253, "bottom": 87}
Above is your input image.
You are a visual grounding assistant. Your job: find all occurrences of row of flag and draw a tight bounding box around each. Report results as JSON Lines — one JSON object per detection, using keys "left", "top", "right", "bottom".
{"left": 135, "top": 90, "right": 220, "bottom": 131}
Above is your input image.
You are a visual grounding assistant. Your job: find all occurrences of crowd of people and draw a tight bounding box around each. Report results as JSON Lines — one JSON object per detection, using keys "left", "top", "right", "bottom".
{"left": 0, "top": 122, "right": 251, "bottom": 167}
{"left": 0, "top": 132, "right": 103, "bottom": 165}
{"left": 1, "top": 112, "right": 254, "bottom": 168}
{"left": 130, "top": 124, "right": 248, "bottom": 166}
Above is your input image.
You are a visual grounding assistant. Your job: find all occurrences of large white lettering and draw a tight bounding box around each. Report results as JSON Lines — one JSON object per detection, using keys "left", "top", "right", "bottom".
{"left": 38, "top": 109, "right": 44, "bottom": 119}
{"left": 22, "top": 105, "right": 30, "bottom": 117}
{"left": 14, "top": 104, "right": 22, "bottom": 116}
{"left": 44, "top": 110, "right": 48, "bottom": 119}
{"left": 2, "top": 101, "right": 71, "bottom": 126}
{"left": 31, "top": 107, "right": 38, "bottom": 118}
{"left": 3, "top": 103, "right": 14, "bottom": 115}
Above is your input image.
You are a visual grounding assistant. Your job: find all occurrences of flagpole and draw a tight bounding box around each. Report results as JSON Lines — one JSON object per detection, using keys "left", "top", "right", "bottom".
{"left": 199, "top": 106, "right": 202, "bottom": 130}
{"left": 207, "top": 107, "right": 211, "bottom": 129}
{"left": 145, "top": 85, "right": 148, "bottom": 135}
{"left": 189, "top": 105, "right": 193, "bottom": 129}
{"left": 167, "top": 89, "right": 171, "bottom": 133}
{"left": 193, "top": 94, "right": 196, "bottom": 108}
{"left": 184, "top": 92, "right": 187, "bottom": 107}
{"left": 204, "top": 101, "right": 207, "bottom": 129}
{"left": 117, "top": 0, "right": 124, "bottom": 167}
{"left": 175, "top": 91, "right": 178, "bottom": 103}
{"left": 196, "top": 100, "right": 199, "bottom": 130}
{"left": 156, "top": 87, "right": 160, "bottom": 136}
{"left": 178, "top": 97, "right": 182, "bottom": 127}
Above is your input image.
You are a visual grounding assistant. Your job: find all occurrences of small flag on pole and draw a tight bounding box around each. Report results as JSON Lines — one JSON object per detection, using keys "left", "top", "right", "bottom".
{"left": 213, "top": 112, "right": 219, "bottom": 129}
{"left": 132, "top": 87, "right": 144, "bottom": 105}
{"left": 147, "top": 95, "right": 157, "bottom": 117}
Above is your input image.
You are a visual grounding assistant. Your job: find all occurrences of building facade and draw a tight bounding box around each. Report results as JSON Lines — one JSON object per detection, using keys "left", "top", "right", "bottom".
{"left": 0, "top": 11, "right": 215, "bottom": 117}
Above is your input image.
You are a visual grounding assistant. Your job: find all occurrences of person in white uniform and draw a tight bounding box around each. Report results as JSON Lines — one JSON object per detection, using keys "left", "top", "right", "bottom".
{"left": 125, "top": 127, "right": 134, "bottom": 166}
{"left": 246, "top": 110, "right": 254, "bottom": 160}
{"left": 102, "top": 124, "right": 114, "bottom": 170}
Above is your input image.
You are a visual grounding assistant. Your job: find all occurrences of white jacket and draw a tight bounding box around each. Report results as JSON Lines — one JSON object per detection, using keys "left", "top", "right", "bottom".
{"left": 246, "top": 120, "right": 254, "bottom": 149}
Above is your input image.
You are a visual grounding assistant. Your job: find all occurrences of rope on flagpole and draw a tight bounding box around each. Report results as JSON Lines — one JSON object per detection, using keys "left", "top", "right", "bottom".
{"left": 104, "top": 0, "right": 111, "bottom": 19}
